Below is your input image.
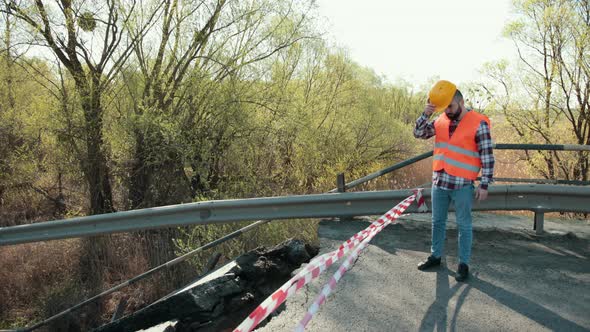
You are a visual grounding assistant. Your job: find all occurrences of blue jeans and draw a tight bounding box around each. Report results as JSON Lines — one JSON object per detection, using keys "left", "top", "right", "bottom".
{"left": 431, "top": 185, "right": 474, "bottom": 264}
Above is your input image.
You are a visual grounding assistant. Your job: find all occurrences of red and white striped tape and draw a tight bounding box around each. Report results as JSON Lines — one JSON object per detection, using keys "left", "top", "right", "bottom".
{"left": 294, "top": 194, "right": 416, "bottom": 331}
{"left": 233, "top": 190, "right": 424, "bottom": 332}
{"left": 414, "top": 188, "right": 427, "bottom": 212}
{"left": 233, "top": 217, "right": 386, "bottom": 332}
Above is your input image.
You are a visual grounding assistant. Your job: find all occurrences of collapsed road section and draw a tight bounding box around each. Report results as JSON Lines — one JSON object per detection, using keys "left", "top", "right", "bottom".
{"left": 95, "top": 239, "right": 318, "bottom": 332}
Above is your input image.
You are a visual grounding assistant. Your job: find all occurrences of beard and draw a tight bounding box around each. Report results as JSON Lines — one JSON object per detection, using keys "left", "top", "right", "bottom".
{"left": 446, "top": 110, "right": 460, "bottom": 120}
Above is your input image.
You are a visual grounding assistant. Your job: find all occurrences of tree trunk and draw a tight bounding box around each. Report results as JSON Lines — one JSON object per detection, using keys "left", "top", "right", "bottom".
{"left": 78, "top": 79, "right": 114, "bottom": 215}
{"left": 129, "top": 127, "right": 193, "bottom": 293}
{"left": 75, "top": 78, "right": 115, "bottom": 326}
{"left": 0, "top": 14, "right": 14, "bottom": 210}
{"left": 574, "top": 150, "right": 589, "bottom": 181}
{"left": 78, "top": 235, "right": 111, "bottom": 328}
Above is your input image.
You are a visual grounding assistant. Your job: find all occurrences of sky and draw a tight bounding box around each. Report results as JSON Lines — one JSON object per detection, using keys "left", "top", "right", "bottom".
{"left": 314, "top": 0, "right": 517, "bottom": 88}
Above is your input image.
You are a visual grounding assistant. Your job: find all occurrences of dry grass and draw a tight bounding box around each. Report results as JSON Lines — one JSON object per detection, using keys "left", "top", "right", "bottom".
{"left": 0, "top": 239, "right": 81, "bottom": 326}
{"left": 0, "top": 233, "right": 162, "bottom": 330}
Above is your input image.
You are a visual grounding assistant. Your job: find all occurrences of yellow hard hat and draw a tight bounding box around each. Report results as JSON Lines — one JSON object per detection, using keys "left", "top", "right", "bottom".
{"left": 428, "top": 80, "right": 457, "bottom": 113}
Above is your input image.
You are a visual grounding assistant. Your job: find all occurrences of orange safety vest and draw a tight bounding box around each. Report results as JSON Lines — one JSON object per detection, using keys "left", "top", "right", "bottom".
{"left": 433, "top": 111, "right": 490, "bottom": 180}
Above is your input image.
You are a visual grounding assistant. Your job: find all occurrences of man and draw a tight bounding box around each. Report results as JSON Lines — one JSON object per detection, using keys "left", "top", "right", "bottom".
{"left": 413, "top": 80, "right": 495, "bottom": 282}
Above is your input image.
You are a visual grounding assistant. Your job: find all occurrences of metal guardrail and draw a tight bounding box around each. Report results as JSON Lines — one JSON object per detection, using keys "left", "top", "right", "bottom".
{"left": 480, "top": 177, "right": 590, "bottom": 186}
{"left": 331, "top": 143, "right": 590, "bottom": 192}
{"left": 2, "top": 184, "right": 589, "bottom": 246}
{"left": 494, "top": 143, "right": 590, "bottom": 151}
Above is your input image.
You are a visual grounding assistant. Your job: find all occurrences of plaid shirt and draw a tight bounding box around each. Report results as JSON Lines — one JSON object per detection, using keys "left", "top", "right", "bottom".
{"left": 414, "top": 110, "right": 495, "bottom": 190}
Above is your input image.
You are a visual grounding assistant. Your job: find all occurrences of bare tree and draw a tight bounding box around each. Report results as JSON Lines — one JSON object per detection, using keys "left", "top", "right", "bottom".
{"left": 484, "top": 0, "right": 589, "bottom": 181}
{"left": 551, "top": 0, "right": 590, "bottom": 180}
{"left": 0, "top": 10, "right": 15, "bottom": 209}
{"left": 1, "top": 1, "right": 163, "bottom": 325}
{"left": 123, "top": 0, "right": 315, "bottom": 208}
{"left": 2, "top": 0, "right": 162, "bottom": 214}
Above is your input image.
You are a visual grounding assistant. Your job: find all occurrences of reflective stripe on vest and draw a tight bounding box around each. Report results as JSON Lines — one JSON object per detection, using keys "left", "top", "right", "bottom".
{"left": 433, "top": 111, "right": 489, "bottom": 180}
{"left": 434, "top": 142, "right": 480, "bottom": 158}
{"left": 433, "top": 154, "right": 481, "bottom": 173}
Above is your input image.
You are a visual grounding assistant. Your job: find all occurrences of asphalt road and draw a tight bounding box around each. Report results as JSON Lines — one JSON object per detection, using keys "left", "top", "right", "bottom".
{"left": 256, "top": 214, "right": 590, "bottom": 331}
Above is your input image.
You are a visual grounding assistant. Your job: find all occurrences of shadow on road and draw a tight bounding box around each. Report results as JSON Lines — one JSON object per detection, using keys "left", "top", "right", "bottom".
{"left": 317, "top": 219, "right": 590, "bottom": 331}
{"left": 417, "top": 268, "right": 588, "bottom": 332}
{"left": 466, "top": 273, "right": 588, "bottom": 331}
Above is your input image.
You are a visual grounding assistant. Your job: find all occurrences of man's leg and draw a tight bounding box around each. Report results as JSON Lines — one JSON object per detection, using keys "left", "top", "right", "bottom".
{"left": 453, "top": 184, "right": 474, "bottom": 281}
{"left": 418, "top": 186, "right": 451, "bottom": 271}
{"left": 453, "top": 184, "right": 474, "bottom": 264}
{"left": 431, "top": 186, "right": 451, "bottom": 259}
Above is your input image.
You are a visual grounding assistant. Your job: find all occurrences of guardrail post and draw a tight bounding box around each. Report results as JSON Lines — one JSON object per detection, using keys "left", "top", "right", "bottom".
{"left": 534, "top": 211, "right": 544, "bottom": 235}
{"left": 111, "top": 297, "right": 128, "bottom": 322}
{"left": 336, "top": 173, "right": 352, "bottom": 221}
{"left": 337, "top": 173, "right": 346, "bottom": 192}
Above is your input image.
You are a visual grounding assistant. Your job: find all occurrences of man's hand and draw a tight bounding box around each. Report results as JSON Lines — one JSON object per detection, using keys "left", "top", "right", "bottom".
{"left": 424, "top": 103, "right": 436, "bottom": 116}
{"left": 475, "top": 187, "right": 488, "bottom": 201}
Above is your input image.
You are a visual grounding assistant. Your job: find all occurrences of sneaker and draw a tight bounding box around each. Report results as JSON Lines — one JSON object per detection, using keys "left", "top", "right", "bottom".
{"left": 417, "top": 255, "right": 441, "bottom": 271}
{"left": 455, "top": 263, "right": 469, "bottom": 282}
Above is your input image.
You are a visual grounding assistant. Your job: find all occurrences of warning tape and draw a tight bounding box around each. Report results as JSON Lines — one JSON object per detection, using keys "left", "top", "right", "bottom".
{"left": 233, "top": 190, "right": 424, "bottom": 332}
{"left": 294, "top": 194, "right": 416, "bottom": 331}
